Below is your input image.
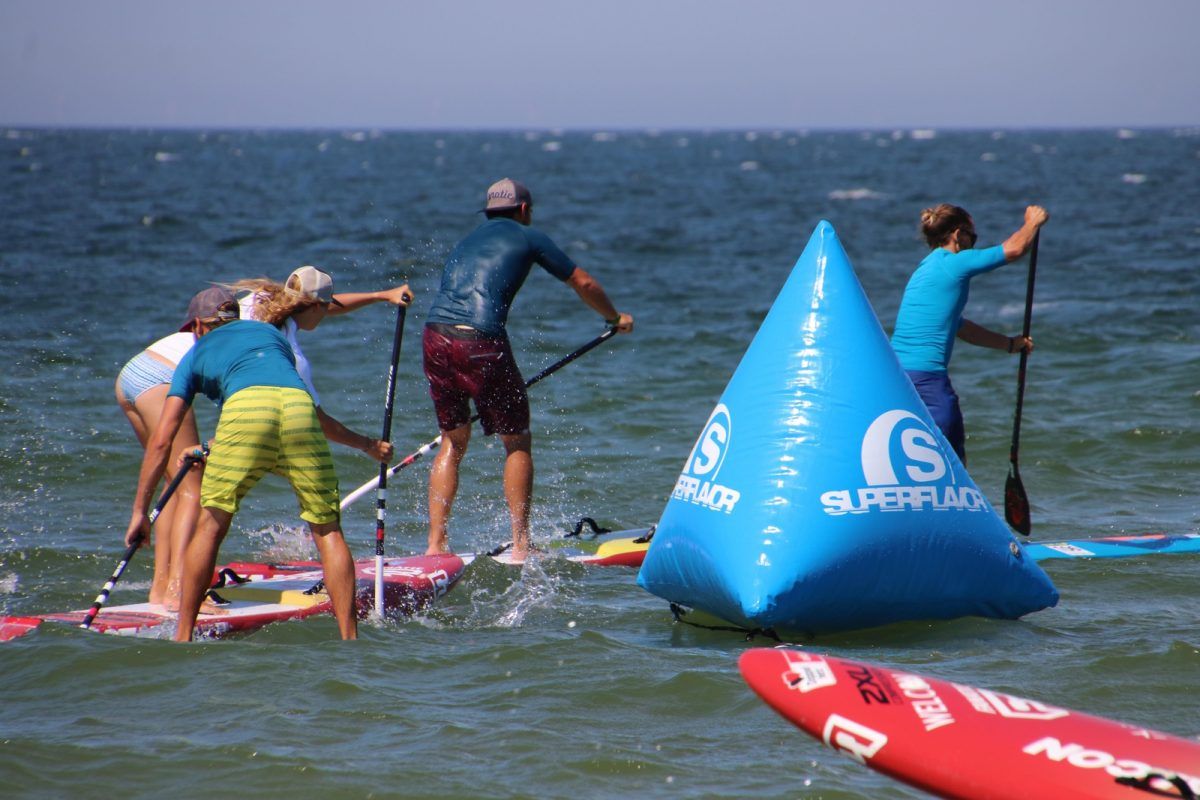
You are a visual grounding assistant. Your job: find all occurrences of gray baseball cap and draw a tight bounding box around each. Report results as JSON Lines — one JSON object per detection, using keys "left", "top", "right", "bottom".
{"left": 180, "top": 286, "right": 238, "bottom": 331}
{"left": 481, "top": 178, "right": 532, "bottom": 212}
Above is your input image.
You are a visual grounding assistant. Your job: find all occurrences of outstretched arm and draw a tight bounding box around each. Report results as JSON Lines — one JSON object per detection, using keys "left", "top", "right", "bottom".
{"left": 125, "top": 395, "right": 190, "bottom": 546}
{"left": 1002, "top": 206, "right": 1049, "bottom": 261}
{"left": 565, "top": 268, "right": 634, "bottom": 333}
{"left": 957, "top": 318, "right": 1033, "bottom": 355}
{"left": 327, "top": 284, "right": 413, "bottom": 315}
{"left": 316, "top": 406, "right": 394, "bottom": 462}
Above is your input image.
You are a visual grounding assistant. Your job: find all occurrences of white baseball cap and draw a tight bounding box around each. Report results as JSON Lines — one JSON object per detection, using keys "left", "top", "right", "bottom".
{"left": 287, "top": 265, "right": 344, "bottom": 306}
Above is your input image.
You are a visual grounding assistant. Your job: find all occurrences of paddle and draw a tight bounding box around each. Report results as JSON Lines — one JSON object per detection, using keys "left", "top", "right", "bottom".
{"left": 372, "top": 304, "right": 407, "bottom": 618}
{"left": 340, "top": 326, "right": 620, "bottom": 511}
{"left": 1004, "top": 233, "right": 1039, "bottom": 535}
{"left": 80, "top": 452, "right": 203, "bottom": 629}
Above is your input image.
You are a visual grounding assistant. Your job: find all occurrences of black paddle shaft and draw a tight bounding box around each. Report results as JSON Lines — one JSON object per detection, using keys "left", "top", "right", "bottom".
{"left": 1005, "top": 234, "right": 1039, "bottom": 535}
{"left": 80, "top": 454, "right": 202, "bottom": 629}
{"left": 525, "top": 326, "right": 618, "bottom": 389}
{"left": 375, "top": 305, "right": 407, "bottom": 557}
{"left": 1009, "top": 234, "right": 1039, "bottom": 460}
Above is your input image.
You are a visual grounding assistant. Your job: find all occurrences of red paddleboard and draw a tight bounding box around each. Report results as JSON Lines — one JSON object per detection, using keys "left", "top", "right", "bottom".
{"left": 1, "top": 554, "right": 464, "bottom": 641}
{"left": 739, "top": 648, "right": 1200, "bottom": 799}
{"left": 0, "top": 616, "right": 43, "bottom": 642}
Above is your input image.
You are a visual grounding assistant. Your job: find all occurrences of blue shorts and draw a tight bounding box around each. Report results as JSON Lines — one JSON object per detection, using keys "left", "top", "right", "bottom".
{"left": 117, "top": 353, "right": 175, "bottom": 404}
{"left": 905, "top": 370, "right": 966, "bottom": 461}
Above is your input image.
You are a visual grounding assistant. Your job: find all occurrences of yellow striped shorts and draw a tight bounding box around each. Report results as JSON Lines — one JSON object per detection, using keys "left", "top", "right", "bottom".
{"left": 200, "top": 386, "right": 340, "bottom": 524}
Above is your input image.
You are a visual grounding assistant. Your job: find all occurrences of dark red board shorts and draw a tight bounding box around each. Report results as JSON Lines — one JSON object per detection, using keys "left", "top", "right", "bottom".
{"left": 422, "top": 323, "right": 530, "bottom": 436}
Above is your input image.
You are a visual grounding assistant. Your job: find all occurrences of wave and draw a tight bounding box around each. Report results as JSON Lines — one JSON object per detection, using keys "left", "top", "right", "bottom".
{"left": 827, "top": 187, "right": 885, "bottom": 201}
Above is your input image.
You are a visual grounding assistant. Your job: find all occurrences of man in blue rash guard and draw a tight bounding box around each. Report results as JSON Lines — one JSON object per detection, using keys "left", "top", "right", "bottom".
{"left": 891, "top": 203, "right": 1049, "bottom": 463}
{"left": 423, "top": 178, "right": 634, "bottom": 562}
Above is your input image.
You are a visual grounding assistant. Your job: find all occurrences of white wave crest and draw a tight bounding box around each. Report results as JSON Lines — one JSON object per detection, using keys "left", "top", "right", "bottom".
{"left": 828, "top": 188, "right": 885, "bottom": 201}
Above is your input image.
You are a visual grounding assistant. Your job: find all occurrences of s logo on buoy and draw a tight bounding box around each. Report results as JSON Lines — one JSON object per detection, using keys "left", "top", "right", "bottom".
{"left": 820, "top": 409, "right": 987, "bottom": 517}
{"left": 687, "top": 404, "right": 732, "bottom": 478}
{"left": 672, "top": 404, "right": 742, "bottom": 514}
{"left": 861, "top": 410, "right": 950, "bottom": 486}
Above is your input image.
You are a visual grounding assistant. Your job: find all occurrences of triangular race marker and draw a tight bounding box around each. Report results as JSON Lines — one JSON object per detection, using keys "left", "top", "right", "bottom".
{"left": 637, "top": 220, "right": 1058, "bottom": 634}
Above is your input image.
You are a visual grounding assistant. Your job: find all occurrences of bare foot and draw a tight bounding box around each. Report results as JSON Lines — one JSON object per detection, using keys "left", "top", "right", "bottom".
{"left": 163, "top": 596, "right": 228, "bottom": 615}
{"left": 155, "top": 579, "right": 179, "bottom": 610}
{"left": 507, "top": 547, "right": 543, "bottom": 565}
{"left": 195, "top": 599, "right": 229, "bottom": 616}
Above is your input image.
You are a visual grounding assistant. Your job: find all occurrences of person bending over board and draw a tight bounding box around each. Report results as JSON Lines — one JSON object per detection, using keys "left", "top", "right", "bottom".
{"left": 423, "top": 178, "right": 634, "bottom": 562}
{"left": 124, "top": 288, "right": 358, "bottom": 641}
{"left": 890, "top": 203, "right": 1049, "bottom": 464}
{"left": 114, "top": 287, "right": 238, "bottom": 612}
{"left": 234, "top": 265, "right": 413, "bottom": 463}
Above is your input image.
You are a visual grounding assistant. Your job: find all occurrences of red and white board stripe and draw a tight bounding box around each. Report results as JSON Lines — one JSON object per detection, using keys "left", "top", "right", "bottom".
{"left": 740, "top": 648, "right": 1200, "bottom": 799}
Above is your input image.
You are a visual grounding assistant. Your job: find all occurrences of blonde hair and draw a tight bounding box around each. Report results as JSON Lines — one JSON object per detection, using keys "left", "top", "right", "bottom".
{"left": 229, "top": 277, "right": 315, "bottom": 327}
{"left": 920, "top": 203, "right": 973, "bottom": 248}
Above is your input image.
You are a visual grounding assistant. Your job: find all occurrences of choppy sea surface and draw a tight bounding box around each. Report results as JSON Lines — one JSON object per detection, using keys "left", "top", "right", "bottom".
{"left": 1, "top": 128, "right": 1198, "bottom": 799}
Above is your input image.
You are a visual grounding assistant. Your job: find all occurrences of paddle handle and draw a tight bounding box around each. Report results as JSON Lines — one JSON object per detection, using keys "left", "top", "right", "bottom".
{"left": 81, "top": 454, "right": 201, "bottom": 629}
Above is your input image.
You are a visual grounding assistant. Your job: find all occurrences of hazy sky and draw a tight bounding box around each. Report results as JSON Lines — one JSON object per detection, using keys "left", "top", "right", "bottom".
{"left": 2, "top": 1, "right": 1197, "bottom": 130}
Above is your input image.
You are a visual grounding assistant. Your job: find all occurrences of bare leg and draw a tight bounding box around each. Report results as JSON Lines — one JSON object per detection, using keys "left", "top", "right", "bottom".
{"left": 162, "top": 452, "right": 203, "bottom": 611}
{"left": 427, "top": 424, "right": 471, "bottom": 554}
{"left": 148, "top": 487, "right": 177, "bottom": 605}
{"left": 499, "top": 432, "right": 533, "bottom": 560}
{"left": 175, "top": 507, "right": 233, "bottom": 642}
{"left": 118, "top": 382, "right": 170, "bottom": 602}
{"left": 310, "top": 521, "right": 358, "bottom": 640}
{"left": 119, "top": 382, "right": 202, "bottom": 605}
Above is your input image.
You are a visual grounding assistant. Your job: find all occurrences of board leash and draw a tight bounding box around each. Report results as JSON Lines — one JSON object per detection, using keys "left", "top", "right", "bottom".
{"left": 668, "top": 603, "right": 783, "bottom": 643}
{"left": 1116, "top": 772, "right": 1197, "bottom": 799}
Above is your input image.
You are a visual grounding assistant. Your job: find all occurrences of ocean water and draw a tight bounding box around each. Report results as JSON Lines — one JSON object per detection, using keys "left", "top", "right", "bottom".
{"left": 1, "top": 128, "right": 1198, "bottom": 799}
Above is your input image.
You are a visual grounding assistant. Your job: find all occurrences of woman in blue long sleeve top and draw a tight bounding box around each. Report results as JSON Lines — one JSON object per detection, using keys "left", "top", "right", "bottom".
{"left": 891, "top": 203, "right": 1049, "bottom": 463}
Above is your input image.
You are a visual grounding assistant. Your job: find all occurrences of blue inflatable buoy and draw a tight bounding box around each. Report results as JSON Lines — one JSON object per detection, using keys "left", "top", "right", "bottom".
{"left": 637, "top": 221, "right": 1058, "bottom": 634}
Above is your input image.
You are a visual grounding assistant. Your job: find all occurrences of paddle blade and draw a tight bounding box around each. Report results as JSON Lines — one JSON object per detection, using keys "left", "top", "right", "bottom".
{"left": 1005, "top": 464, "right": 1032, "bottom": 535}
